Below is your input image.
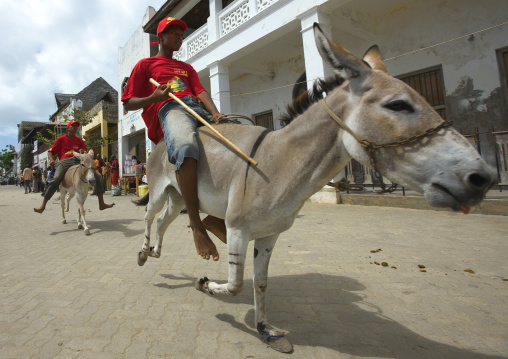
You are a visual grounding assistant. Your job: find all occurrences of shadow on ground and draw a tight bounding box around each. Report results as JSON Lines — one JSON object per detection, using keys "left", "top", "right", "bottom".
{"left": 157, "top": 272, "right": 504, "bottom": 358}
{"left": 49, "top": 218, "right": 143, "bottom": 237}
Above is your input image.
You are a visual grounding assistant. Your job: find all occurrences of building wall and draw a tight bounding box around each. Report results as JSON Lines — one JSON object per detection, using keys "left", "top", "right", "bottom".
{"left": 119, "top": 0, "right": 508, "bottom": 178}
{"left": 83, "top": 100, "right": 119, "bottom": 159}
{"left": 334, "top": 0, "right": 508, "bottom": 167}
{"left": 118, "top": 6, "right": 156, "bottom": 173}
{"left": 228, "top": 55, "right": 306, "bottom": 129}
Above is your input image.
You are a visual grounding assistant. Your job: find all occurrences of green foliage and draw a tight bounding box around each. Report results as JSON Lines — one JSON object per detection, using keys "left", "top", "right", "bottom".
{"left": 35, "top": 128, "right": 64, "bottom": 147}
{"left": 0, "top": 145, "right": 15, "bottom": 174}
{"left": 20, "top": 144, "right": 33, "bottom": 170}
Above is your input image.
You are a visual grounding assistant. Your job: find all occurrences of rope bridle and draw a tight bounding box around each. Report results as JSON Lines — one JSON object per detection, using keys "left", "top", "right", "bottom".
{"left": 322, "top": 98, "right": 453, "bottom": 193}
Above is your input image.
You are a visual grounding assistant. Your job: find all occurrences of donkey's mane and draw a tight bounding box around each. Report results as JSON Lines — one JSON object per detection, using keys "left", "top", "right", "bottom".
{"left": 279, "top": 75, "right": 345, "bottom": 126}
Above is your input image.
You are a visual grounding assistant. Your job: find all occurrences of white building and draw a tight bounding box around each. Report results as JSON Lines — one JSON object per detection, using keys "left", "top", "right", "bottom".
{"left": 118, "top": 0, "right": 508, "bottom": 183}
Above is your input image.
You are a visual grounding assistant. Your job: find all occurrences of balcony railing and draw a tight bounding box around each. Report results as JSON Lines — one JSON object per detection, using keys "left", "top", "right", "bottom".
{"left": 174, "top": 0, "right": 279, "bottom": 62}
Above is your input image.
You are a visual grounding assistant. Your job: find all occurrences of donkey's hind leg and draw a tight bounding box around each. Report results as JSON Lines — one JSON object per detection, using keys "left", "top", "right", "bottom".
{"left": 150, "top": 187, "right": 185, "bottom": 259}
{"left": 138, "top": 185, "right": 171, "bottom": 266}
{"left": 65, "top": 192, "right": 74, "bottom": 212}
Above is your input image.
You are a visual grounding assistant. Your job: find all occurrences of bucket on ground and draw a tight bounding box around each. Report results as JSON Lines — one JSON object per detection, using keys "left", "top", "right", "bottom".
{"left": 138, "top": 185, "right": 148, "bottom": 197}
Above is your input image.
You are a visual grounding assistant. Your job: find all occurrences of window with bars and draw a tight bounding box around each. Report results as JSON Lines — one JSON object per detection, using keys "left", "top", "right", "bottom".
{"left": 398, "top": 67, "right": 447, "bottom": 119}
{"left": 347, "top": 67, "right": 448, "bottom": 185}
{"left": 254, "top": 111, "right": 274, "bottom": 130}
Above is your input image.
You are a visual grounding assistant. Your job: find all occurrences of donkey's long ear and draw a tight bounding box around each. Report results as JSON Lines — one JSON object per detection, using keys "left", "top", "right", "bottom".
{"left": 73, "top": 151, "right": 81, "bottom": 159}
{"left": 88, "top": 149, "right": 94, "bottom": 157}
{"left": 313, "top": 23, "right": 370, "bottom": 81}
{"left": 362, "top": 45, "right": 388, "bottom": 73}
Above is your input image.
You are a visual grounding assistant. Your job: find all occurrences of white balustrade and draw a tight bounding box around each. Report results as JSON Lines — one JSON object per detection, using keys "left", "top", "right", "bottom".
{"left": 173, "top": 48, "right": 185, "bottom": 61}
{"left": 220, "top": 0, "right": 251, "bottom": 36}
{"left": 256, "top": 0, "right": 277, "bottom": 12}
{"left": 175, "top": 0, "right": 279, "bottom": 60}
{"left": 187, "top": 26, "right": 209, "bottom": 58}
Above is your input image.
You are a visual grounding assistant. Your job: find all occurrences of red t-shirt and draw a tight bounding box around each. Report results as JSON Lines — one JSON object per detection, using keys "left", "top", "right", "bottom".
{"left": 121, "top": 56, "right": 207, "bottom": 144}
{"left": 49, "top": 135, "right": 87, "bottom": 159}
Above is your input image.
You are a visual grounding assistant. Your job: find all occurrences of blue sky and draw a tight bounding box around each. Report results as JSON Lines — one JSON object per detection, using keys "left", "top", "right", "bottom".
{"left": 0, "top": 0, "right": 166, "bottom": 152}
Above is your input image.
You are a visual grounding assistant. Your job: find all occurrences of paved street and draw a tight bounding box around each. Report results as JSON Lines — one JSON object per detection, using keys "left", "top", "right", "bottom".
{"left": 0, "top": 184, "right": 507, "bottom": 359}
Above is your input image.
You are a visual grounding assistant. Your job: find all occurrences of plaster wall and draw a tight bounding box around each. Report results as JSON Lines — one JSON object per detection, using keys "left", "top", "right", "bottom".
{"left": 227, "top": 55, "right": 306, "bottom": 128}
{"left": 331, "top": 0, "right": 508, "bottom": 166}
{"left": 118, "top": 0, "right": 508, "bottom": 174}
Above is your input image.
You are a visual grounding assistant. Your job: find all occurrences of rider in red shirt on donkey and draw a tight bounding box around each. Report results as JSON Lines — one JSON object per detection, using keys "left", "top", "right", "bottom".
{"left": 33, "top": 121, "right": 115, "bottom": 213}
{"left": 122, "top": 17, "right": 226, "bottom": 261}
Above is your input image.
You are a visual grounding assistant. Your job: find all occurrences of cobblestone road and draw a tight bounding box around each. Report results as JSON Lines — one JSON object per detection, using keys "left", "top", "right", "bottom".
{"left": 0, "top": 185, "right": 507, "bottom": 358}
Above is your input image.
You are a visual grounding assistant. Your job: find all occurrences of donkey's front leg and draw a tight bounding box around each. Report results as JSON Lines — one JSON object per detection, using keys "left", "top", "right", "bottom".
{"left": 196, "top": 231, "right": 249, "bottom": 295}
{"left": 60, "top": 188, "right": 67, "bottom": 224}
{"left": 253, "top": 235, "right": 292, "bottom": 352}
{"left": 76, "top": 197, "right": 90, "bottom": 235}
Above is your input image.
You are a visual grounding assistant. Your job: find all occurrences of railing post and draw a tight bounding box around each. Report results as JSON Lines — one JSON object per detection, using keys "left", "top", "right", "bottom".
{"left": 208, "top": 0, "right": 221, "bottom": 43}
{"left": 249, "top": 0, "right": 258, "bottom": 18}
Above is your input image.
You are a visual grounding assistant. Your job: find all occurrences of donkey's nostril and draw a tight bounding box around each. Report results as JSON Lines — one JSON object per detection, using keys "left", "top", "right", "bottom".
{"left": 468, "top": 173, "right": 490, "bottom": 191}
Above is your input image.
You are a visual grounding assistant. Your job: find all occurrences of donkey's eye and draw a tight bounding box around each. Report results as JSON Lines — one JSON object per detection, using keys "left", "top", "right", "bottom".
{"left": 384, "top": 100, "right": 414, "bottom": 113}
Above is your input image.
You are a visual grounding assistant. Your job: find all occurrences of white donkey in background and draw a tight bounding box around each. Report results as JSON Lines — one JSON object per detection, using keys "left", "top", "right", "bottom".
{"left": 59, "top": 150, "right": 97, "bottom": 235}
{"left": 134, "top": 24, "right": 496, "bottom": 352}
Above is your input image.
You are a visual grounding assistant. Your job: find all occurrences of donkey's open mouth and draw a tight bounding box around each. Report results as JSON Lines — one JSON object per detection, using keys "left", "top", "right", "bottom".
{"left": 427, "top": 182, "right": 490, "bottom": 213}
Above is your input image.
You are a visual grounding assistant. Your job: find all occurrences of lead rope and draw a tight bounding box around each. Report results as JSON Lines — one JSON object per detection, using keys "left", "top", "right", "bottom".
{"left": 322, "top": 98, "right": 453, "bottom": 193}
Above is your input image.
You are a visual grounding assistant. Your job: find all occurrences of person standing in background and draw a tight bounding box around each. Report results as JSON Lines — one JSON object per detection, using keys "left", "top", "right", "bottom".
{"left": 22, "top": 166, "right": 32, "bottom": 194}
{"left": 102, "top": 157, "right": 111, "bottom": 191}
{"left": 110, "top": 155, "right": 119, "bottom": 187}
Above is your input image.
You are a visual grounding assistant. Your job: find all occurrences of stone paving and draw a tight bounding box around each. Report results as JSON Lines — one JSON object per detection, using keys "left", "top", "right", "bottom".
{"left": 0, "top": 184, "right": 507, "bottom": 359}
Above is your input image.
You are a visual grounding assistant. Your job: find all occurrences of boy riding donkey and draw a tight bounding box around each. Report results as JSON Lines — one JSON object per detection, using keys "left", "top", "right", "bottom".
{"left": 122, "top": 17, "right": 226, "bottom": 261}
{"left": 33, "top": 121, "right": 115, "bottom": 213}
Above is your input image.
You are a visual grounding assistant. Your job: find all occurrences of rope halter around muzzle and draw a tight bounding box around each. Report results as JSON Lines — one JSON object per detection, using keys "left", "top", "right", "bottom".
{"left": 77, "top": 157, "right": 95, "bottom": 184}
{"left": 321, "top": 98, "right": 453, "bottom": 193}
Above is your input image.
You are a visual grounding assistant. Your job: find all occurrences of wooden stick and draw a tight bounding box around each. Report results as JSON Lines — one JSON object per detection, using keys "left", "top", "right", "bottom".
{"left": 149, "top": 78, "right": 258, "bottom": 166}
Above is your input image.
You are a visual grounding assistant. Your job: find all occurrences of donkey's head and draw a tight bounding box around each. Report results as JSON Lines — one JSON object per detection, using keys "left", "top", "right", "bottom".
{"left": 73, "top": 149, "right": 96, "bottom": 186}
{"left": 314, "top": 24, "right": 497, "bottom": 212}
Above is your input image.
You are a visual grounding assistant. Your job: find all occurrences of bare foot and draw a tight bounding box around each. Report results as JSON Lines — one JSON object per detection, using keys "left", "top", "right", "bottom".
{"left": 193, "top": 227, "right": 219, "bottom": 261}
{"left": 203, "top": 216, "right": 227, "bottom": 244}
{"left": 99, "top": 202, "right": 115, "bottom": 210}
{"left": 33, "top": 207, "right": 45, "bottom": 214}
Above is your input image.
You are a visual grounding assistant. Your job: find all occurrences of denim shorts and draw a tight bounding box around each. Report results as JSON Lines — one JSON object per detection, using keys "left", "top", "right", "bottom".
{"left": 158, "top": 96, "right": 214, "bottom": 171}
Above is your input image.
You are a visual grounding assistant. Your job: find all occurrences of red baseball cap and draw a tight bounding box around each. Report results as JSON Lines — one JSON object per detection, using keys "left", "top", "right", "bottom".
{"left": 66, "top": 121, "right": 80, "bottom": 129}
{"left": 157, "top": 17, "right": 187, "bottom": 38}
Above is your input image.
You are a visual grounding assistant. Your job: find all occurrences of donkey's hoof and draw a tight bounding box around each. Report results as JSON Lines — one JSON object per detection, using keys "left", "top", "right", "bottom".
{"left": 195, "top": 277, "right": 209, "bottom": 292}
{"left": 62, "top": 219, "right": 67, "bottom": 224}
{"left": 261, "top": 332, "right": 293, "bottom": 353}
{"left": 78, "top": 224, "right": 83, "bottom": 229}
{"left": 84, "top": 229, "right": 90, "bottom": 235}
{"left": 138, "top": 252, "right": 148, "bottom": 266}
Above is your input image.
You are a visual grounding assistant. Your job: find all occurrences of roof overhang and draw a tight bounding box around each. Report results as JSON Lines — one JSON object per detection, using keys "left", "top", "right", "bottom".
{"left": 143, "top": 0, "right": 183, "bottom": 35}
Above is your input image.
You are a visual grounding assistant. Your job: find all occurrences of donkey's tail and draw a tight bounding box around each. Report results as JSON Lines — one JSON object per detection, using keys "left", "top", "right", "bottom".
{"left": 132, "top": 192, "right": 149, "bottom": 206}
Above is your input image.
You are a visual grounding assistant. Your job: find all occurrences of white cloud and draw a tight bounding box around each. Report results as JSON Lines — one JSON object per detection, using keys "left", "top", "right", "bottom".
{"left": 0, "top": 0, "right": 166, "bottom": 150}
